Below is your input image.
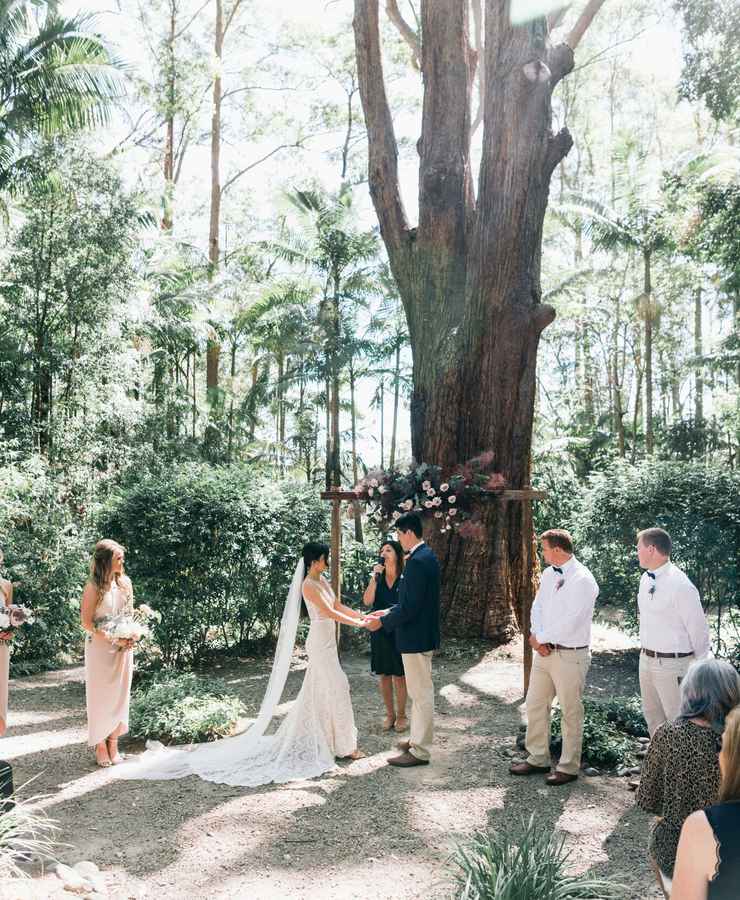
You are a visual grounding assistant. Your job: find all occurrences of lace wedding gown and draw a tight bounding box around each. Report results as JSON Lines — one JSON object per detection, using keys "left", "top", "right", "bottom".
{"left": 118, "top": 562, "right": 358, "bottom": 787}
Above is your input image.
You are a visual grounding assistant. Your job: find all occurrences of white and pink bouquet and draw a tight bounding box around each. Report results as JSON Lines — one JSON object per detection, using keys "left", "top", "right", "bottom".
{"left": 97, "top": 604, "right": 159, "bottom": 651}
{"left": 0, "top": 604, "right": 36, "bottom": 644}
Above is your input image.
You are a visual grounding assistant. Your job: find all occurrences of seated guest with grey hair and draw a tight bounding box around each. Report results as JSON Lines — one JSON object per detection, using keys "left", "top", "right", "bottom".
{"left": 636, "top": 659, "right": 740, "bottom": 898}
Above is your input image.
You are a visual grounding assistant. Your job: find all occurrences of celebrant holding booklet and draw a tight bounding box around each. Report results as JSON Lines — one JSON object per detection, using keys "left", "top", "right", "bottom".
{"left": 80, "top": 539, "right": 140, "bottom": 768}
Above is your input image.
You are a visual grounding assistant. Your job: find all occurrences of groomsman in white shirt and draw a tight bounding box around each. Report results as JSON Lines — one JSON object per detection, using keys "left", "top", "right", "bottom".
{"left": 510, "top": 529, "right": 599, "bottom": 786}
{"left": 636, "top": 527, "right": 710, "bottom": 737}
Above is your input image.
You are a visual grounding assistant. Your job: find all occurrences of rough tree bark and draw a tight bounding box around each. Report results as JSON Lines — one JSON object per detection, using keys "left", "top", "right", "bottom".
{"left": 354, "top": 0, "right": 607, "bottom": 639}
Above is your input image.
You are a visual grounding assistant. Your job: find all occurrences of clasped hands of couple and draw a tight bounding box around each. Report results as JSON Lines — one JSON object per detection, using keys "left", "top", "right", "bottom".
{"left": 360, "top": 608, "right": 388, "bottom": 631}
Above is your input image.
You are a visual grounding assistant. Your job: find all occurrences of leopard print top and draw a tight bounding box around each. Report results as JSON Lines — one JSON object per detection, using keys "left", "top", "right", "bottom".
{"left": 636, "top": 719, "right": 721, "bottom": 876}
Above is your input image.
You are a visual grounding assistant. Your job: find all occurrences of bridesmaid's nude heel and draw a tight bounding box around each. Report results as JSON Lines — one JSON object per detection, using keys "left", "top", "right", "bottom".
{"left": 95, "top": 743, "right": 112, "bottom": 768}
{"left": 107, "top": 737, "right": 123, "bottom": 764}
{"left": 382, "top": 715, "right": 395, "bottom": 732}
{"left": 394, "top": 716, "right": 409, "bottom": 733}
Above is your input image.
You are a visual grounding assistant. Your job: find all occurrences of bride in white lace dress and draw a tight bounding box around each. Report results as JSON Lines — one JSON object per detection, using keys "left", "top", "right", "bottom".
{"left": 117, "top": 542, "right": 368, "bottom": 787}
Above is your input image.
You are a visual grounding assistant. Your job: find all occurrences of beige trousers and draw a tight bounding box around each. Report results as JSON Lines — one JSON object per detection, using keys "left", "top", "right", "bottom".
{"left": 525, "top": 647, "right": 590, "bottom": 776}
{"left": 401, "top": 651, "right": 434, "bottom": 761}
{"left": 639, "top": 652, "right": 694, "bottom": 737}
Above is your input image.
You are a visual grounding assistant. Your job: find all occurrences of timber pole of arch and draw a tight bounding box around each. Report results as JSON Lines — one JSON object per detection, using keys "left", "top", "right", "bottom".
{"left": 319, "top": 486, "right": 547, "bottom": 694}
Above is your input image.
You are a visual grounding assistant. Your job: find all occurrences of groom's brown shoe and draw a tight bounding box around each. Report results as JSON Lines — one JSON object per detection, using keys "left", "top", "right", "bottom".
{"left": 388, "top": 751, "right": 429, "bottom": 767}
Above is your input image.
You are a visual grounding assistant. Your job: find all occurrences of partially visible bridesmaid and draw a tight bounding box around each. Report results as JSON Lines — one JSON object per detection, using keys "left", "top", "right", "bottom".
{"left": 0, "top": 547, "right": 13, "bottom": 737}
{"left": 80, "top": 539, "right": 135, "bottom": 767}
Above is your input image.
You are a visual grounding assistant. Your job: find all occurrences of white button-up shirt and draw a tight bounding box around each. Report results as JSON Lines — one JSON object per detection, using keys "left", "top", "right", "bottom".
{"left": 530, "top": 556, "right": 599, "bottom": 648}
{"left": 638, "top": 560, "right": 710, "bottom": 657}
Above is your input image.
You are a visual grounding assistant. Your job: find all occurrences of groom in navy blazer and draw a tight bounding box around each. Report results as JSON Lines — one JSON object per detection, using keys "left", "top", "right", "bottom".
{"left": 366, "top": 511, "right": 440, "bottom": 767}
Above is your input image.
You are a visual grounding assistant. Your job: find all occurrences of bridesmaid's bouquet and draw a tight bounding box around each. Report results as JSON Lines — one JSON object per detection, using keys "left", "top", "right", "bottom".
{"left": 0, "top": 604, "right": 36, "bottom": 644}
{"left": 97, "top": 604, "right": 159, "bottom": 651}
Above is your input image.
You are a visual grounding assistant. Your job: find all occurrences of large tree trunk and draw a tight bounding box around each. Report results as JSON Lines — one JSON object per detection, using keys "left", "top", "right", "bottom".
{"left": 354, "top": 0, "right": 604, "bottom": 640}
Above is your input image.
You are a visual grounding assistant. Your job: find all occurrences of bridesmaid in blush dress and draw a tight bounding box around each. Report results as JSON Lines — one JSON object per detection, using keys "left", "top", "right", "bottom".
{"left": 0, "top": 547, "right": 13, "bottom": 737}
{"left": 80, "top": 540, "right": 135, "bottom": 767}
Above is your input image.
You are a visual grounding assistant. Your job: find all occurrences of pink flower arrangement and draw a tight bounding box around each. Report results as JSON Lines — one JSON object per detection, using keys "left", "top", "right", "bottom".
{"left": 353, "top": 458, "right": 507, "bottom": 534}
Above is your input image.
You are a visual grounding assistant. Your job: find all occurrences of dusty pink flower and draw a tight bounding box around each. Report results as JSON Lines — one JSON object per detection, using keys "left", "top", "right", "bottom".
{"left": 422, "top": 480, "right": 431, "bottom": 491}
{"left": 448, "top": 495, "right": 457, "bottom": 504}
{"left": 434, "top": 511, "right": 443, "bottom": 518}
{"left": 449, "top": 508, "right": 458, "bottom": 516}
{"left": 440, "top": 483, "right": 450, "bottom": 492}
{"left": 368, "top": 487, "right": 374, "bottom": 497}
{"left": 370, "top": 478, "right": 379, "bottom": 487}
{"left": 432, "top": 497, "right": 442, "bottom": 507}
{"left": 426, "top": 488, "right": 436, "bottom": 497}
{"left": 378, "top": 485, "right": 387, "bottom": 494}
{"left": 424, "top": 500, "right": 433, "bottom": 508}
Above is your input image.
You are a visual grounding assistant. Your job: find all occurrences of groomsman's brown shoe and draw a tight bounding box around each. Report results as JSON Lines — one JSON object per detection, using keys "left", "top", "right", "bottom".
{"left": 388, "top": 751, "right": 429, "bottom": 767}
{"left": 509, "top": 761, "right": 550, "bottom": 776}
{"left": 545, "top": 771, "right": 578, "bottom": 786}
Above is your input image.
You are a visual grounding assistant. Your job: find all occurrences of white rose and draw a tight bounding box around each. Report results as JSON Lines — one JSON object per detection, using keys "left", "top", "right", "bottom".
{"left": 448, "top": 495, "right": 457, "bottom": 504}
{"left": 426, "top": 488, "right": 435, "bottom": 497}
{"left": 449, "top": 508, "right": 458, "bottom": 516}
{"left": 440, "top": 483, "right": 450, "bottom": 492}
{"left": 424, "top": 500, "right": 433, "bottom": 508}
{"left": 434, "top": 511, "right": 443, "bottom": 519}
{"left": 432, "top": 497, "right": 442, "bottom": 506}
{"left": 370, "top": 479, "right": 379, "bottom": 487}
{"left": 378, "top": 485, "right": 387, "bottom": 494}
{"left": 368, "top": 487, "right": 374, "bottom": 497}
{"left": 422, "top": 480, "right": 431, "bottom": 490}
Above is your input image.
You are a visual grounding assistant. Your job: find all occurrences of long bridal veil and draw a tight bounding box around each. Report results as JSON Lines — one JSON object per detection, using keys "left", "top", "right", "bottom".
{"left": 117, "top": 558, "right": 306, "bottom": 784}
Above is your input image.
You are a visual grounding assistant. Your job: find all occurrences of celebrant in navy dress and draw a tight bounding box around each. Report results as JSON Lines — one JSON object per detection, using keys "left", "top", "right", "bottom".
{"left": 363, "top": 540, "right": 407, "bottom": 733}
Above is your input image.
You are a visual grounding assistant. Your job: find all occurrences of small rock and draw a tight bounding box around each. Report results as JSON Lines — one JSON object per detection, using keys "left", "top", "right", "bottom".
{"left": 74, "top": 861, "right": 99, "bottom": 878}
{"left": 617, "top": 767, "right": 630, "bottom": 777}
{"left": 628, "top": 766, "right": 642, "bottom": 775}
{"left": 637, "top": 736, "right": 650, "bottom": 744}
{"left": 583, "top": 767, "right": 600, "bottom": 777}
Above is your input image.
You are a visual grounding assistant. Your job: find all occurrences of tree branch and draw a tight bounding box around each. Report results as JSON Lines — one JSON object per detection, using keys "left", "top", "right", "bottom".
{"left": 353, "top": 0, "right": 410, "bottom": 258}
{"left": 564, "top": 0, "right": 609, "bottom": 50}
{"left": 385, "top": 0, "right": 421, "bottom": 69}
{"left": 220, "top": 142, "right": 305, "bottom": 196}
{"left": 223, "top": 0, "right": 246, "bottom": 38}
{"left": 174, "top": 0, "right": 210, "bottom": 39}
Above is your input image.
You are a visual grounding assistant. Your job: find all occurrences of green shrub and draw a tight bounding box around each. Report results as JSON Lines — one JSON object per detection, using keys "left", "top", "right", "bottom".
{"left": 574, "top": 461, "right": 739, "bottom": 636}
{"left": 99, "top": 464, "right": 327, "bottom": 666}
{"left": 449, "top": 814, "right": 624, "bottom": 899}
{"left": 550, "top": 696, "right": 646, "bottom": 769}
{"left": 0, "top": 456, "right": 92, "bottom": 672}
{"left": 129, "top": 672, "right": 246, "bottom": 744}
{"left": 532, "top": 449, "right": 584, "bottom": 535}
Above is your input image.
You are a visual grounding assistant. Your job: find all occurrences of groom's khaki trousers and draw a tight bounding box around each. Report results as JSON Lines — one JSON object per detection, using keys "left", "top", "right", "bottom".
{"left": 402, "top": 651, "right": 434, "bottom": 761}
{"left": 525, "top": 647, "right": 590, "bottom": 776}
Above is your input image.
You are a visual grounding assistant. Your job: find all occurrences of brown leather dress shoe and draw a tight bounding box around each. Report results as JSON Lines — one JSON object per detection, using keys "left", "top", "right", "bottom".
{"left": 545, "top": 771, "right": 578, "bottom": 786}
{"left": 509, "top": 761, "right": 551, "bottom": 776}
{"left": 388, "top": 751, "right": 429, "bottom": 767}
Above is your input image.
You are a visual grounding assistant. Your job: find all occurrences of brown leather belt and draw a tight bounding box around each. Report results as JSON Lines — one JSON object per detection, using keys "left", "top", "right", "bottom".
{"left": 547, "top": 643, "right": 589, "bottom": 651}
{"left": 641, "top": 648, "right": 694, "bottom": 659}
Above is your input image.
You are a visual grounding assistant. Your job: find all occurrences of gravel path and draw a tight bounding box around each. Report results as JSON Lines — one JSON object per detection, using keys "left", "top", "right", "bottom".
{"left": 3, "top": 625, "right": 661, "bottom": 899}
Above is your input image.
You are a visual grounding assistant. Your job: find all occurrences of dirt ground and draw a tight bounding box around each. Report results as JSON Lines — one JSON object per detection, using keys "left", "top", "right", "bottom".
{"left": 2, "top": 623, "right": 662, "bottom": 900}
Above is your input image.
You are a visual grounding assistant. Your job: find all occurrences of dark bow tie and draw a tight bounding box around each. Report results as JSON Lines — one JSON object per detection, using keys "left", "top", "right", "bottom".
{"left": 553, "top": 566, "right": 563, "bottom": 575}
{"left": 647, "top": 571, "right": 656, "bottom": 580}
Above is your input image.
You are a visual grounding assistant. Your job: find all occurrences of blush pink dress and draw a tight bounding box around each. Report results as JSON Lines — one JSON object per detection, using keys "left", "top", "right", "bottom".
{"left": 0, "top": 581, "right": 10, "bottom": 736}
{"left": 84, "top": 581, "right": 134, "bottom": 747}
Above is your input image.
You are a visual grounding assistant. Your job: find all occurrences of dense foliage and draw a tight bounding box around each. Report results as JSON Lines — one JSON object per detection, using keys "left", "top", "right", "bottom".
{"left": 129, "top": 672, "right": 246, "bottom": 744}
{"left": 550, "top": 696, "right": 647, "bottom": 770}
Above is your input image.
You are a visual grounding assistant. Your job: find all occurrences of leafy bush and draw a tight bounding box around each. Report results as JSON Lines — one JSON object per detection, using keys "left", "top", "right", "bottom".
{"left": 532, "top": 448, "right": 587, "bottom": 536}
{"left": 0, "top": 455, "right": 92, "bottom": 673}
{"left": 129, "top": 672, "right": 246, "bottom": 744}
{"left": 550, "top": 696, "right": 646, "bottom": 769}
{"left": 99, "top": 464, "right": 327, "bottom": 666}
{"left": 449, "top": 814, "right": 624, "bottom": 899}
{"left": 574, "top": 461, "right": 739, "bottom": 636}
